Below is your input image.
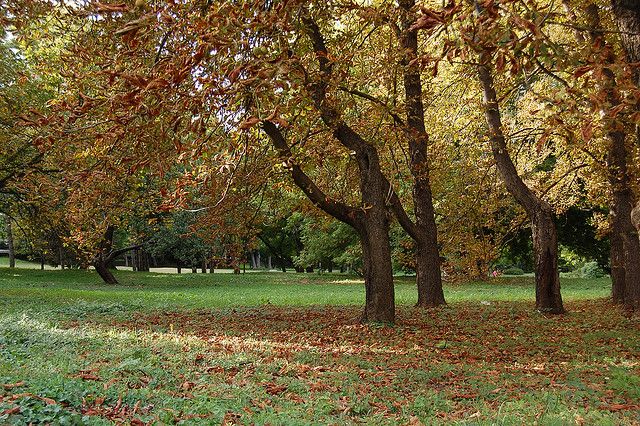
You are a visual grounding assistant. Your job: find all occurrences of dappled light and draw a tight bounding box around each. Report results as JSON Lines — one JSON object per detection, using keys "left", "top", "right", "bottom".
{"left": 1, "top": 270, "right": 639, "bottom": 423}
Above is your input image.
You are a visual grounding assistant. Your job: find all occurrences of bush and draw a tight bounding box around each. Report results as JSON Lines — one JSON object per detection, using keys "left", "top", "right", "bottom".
{"left": 580, "top": 261, "right": 606, "bottom": 278}
{"left": 503, "top": 267, "right": 524, "bottom": 275}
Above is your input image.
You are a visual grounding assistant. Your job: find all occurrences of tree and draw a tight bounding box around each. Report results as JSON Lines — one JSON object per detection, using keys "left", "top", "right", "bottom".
{"left": 460, "top": 1, "right": 565, "bottom": 313}
{"left": 609, "top": 0, "right": 640, "bottom": 311}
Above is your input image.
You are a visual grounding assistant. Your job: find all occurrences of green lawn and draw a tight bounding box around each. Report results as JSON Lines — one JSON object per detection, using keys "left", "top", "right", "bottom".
{"left": 1, "top": 267, "right": 638, "bottom": 425}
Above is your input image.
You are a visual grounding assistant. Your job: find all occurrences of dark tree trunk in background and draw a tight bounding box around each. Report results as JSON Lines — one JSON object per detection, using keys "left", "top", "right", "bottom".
{"left": 177, "top": 262, "right": 182, "bottom": 274}
{"left": 93, "top": 226, "right": 118, "bottom": 284}
{"left": 58, "top": 246, "right": 64, "bottom": 269}
{"left": 133, "top": 247, "right": 150, "bottom": 272}
{"left": 476, "top": 56, "right": 564, "bottom": 314}
{"left": 397, "top": 0, "right": 445, "bottom": 308}
{"left": 268, "top": 256, "right": 272, "bottom": 270}
{"left": 95, "top": 261, "right": 118, "bottom": 284}
{"left": 5, "top": 216, "right": 15, "bottom": 268}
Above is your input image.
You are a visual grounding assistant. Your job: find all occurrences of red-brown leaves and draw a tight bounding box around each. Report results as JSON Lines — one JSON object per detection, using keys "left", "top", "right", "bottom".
{"left": 92, "top": 2, "right": 128, "bottom": 13}
{"left": 2, "top": 382, "right": 25, "bottom": 390}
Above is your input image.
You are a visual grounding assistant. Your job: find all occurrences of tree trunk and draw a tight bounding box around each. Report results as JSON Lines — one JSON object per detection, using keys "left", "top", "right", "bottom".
{"left": 268, "top": 255, "right": 272, "bottom": 270}
{"left": 5, "top": 216, "right": 15, "bottom": 268}
{"left": 532, "top": 208, "right": 564, "bottom": 313}
{"left": 134, "top": 247, "right": 150, "bottom": 272}
{"left": 358, "top": 214, "right": 395, "bottom": 324}
{"left": 632, "top": 203, "right": 640, "bottom": 239}
{"left": 610, "top": 223, "right": 626, "bottom": 303}
{"left": 94, "top": 259, "right": 118, "bottom": 285}
{"left": 476, "top": 55, "right": 564, "bottom": 314}
{"left": 40, "top": 255, "right": 45, "bottom": 270}
{"left": 398, "top": 0, "right": 445, "bottom": 308}
{"left": 611, "top": 0, "right": 640, "bottom": 311}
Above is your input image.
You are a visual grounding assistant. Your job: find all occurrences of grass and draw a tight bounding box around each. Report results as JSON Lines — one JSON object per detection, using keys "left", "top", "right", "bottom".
{"left": 0, "top": 267, "right": 638, "bottom": 425}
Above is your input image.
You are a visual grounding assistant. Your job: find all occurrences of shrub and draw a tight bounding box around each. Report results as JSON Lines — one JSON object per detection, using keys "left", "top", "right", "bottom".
{"left": 503, "top": 267, "right": 524, "bottom": 275}
{"left": 580, "top": 261, "right": 606, "bottom": 278}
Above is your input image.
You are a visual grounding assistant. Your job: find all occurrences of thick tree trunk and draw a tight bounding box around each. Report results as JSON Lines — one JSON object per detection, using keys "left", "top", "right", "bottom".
{"left": 476, "top": 57, "right": 564, "bottom": 314}
{"left": 5, "top": 216, "right": 15, "bottom": 268}
{"left": 532, "top": 208, "right": 564, "bottom": 313}
{"left": 398, "top": 0, "right": 445, "bottom": 308}
{"left": 94, "top": 259, "right": 118, "bottom": 285}
{"left": 358, "top": 214, "right": 395, "bottom": 324}
{"left": 611, "top": 0, "right": 640, "bottom": 311}
{"left": 609, "top": 132, "right": 640, "bottom": 309}
{"left": 610, "top": 223, "right": 626, "bottom": 303}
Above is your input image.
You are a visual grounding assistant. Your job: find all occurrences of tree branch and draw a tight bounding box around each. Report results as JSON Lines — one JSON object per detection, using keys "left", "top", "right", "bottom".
{"left": 262, "top": 120, "right": 361, "bottom": 227}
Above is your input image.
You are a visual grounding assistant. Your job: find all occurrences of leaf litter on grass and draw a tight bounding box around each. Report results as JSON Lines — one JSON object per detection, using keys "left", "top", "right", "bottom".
{"left": 37, "top": 299, "right": 636, "bottom": 424}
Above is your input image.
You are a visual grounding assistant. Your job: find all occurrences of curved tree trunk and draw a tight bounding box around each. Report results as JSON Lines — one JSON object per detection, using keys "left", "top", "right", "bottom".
{"left": 476, "top": 55, "right": 564, "bottom": 314}
{"left": 94, "top": 259, "right": 118, "bottom": 285}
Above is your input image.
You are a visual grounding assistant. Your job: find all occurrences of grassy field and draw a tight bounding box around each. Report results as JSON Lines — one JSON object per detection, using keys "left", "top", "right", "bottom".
{"left": 0, "top": 267, "right": 638, "bottom": 425}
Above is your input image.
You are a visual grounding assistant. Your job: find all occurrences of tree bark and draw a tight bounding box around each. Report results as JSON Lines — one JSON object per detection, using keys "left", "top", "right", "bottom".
{"left": 4, "top": 215, "right": 15, "bottom": 268}
{"left": 134, "top": 247, "right": 149, "bottom": 272}
{"left": 610, "top": 224, "right": 626, "bottom": 303}
{"left": 476, "top": 55, "right": 564, "bottom": 314}
{"left": 94, "top": 260, "right": 118, "bottom": 284}
{"left": 359, "top": 220, "right": 395, "bottom": 323}
{"left": 632, "top": 204, "right": 640, "bottom": 239}
{"left": 532, "top": 208, "right": 564, "bottom": 312}
{"left": 398, "top": 0, "right": 445, "bottom": 308}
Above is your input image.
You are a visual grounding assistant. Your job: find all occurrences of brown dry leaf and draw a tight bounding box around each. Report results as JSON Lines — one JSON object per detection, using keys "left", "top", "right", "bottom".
{"left": 1, "top": 406, "right": 21, "bottom": 416}
{"left": 2, "top": 382, "right": 25, "bottom": 390}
